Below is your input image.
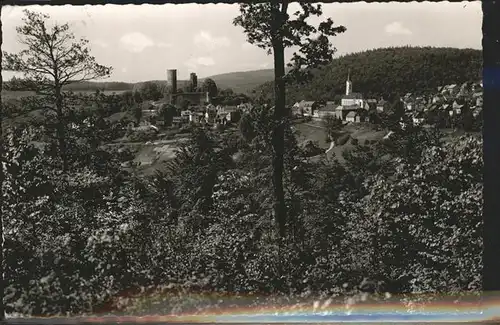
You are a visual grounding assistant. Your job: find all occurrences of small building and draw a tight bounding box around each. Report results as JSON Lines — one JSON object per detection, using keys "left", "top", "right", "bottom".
{"left": 292, "top": 105, "right": 303, "bottom": 116}
{"left": 181, "top": 110, "right": 192, "bottom": 117}
{"left": 346, "top": 111, "right": 358, "bottom": 123}
{"left": 316, "top": 103, "right": 337, "bottom": 119}
{"left": 172, "top": 116, "right": 184, "bottom": 126}
{"left": 205, "top": 108, "right": 218, "bottom": 124}
{"left": 189, "top": 112, "right": 205, "bottom": 123}
{"left": 300, "top": 101, "right": 318, "bottom": 116}
{"left": 376, "top": 99, "right": 387, "bottom": 112}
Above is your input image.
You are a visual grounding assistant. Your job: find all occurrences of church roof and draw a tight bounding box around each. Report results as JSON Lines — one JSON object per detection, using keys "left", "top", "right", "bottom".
{"left": 343, "top": 92, "right": 363, "bottom": 99}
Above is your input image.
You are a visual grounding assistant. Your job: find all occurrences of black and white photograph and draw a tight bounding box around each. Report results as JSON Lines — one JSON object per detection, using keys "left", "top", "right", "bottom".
{"left": 0, "top": 1, "right": 498, "bottom": 323}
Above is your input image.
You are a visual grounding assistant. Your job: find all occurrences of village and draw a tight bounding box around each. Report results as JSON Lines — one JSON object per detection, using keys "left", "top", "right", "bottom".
{"left": 135, "top": 68, "right": 484, "bottom": 135}
{"left": 292, "top": 72, "right": 484, "bottom": 128}
{"left": 135, "top": 70, "right": 252, "bottom": 130}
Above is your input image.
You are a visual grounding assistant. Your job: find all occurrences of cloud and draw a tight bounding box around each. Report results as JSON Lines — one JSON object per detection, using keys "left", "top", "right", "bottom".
{"left": 384, "top": 22, "right": 412, "bottom": 35}
{"left": 184, "top": 56, "right": 216, "bottom": 69}
{"left": 120, "top": 32, "right": 155, "bottom": 53}
{"left": 157, "top": 42, "right": 173, "bottom": 48}
{"left": 194, "top": 31, "right": 230, "bottom": 51}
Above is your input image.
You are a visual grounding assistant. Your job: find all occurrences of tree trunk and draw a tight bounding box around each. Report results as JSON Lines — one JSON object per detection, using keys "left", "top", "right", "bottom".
{"left": 0, "top": 4, "right": 6, "bottom": 322}
{"left": 482, "top": 0, "right": 500, "bottom": 300}
{"left": 55, "top": 86, "right": 68, "bottom": 171}
{"left": 271, "top": 39, "right": 287, "bottom": 239}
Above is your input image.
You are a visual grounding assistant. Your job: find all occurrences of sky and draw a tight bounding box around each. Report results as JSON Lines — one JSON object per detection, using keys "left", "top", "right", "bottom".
{"left": 1, "top": 2, "right": 482, "bottom": 83}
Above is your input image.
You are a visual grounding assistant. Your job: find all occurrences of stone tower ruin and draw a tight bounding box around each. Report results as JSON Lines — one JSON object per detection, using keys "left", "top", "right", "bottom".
{"left": 167, "top": 69, "right": 177, "bottom": 104}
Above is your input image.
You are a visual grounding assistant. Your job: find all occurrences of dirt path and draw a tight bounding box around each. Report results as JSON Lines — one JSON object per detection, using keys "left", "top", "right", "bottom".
{"left": 325, "top": 141, "right": 335, "bottom": 154}
{"left": 105, "top": 138, "right": 189, "bottom": 147}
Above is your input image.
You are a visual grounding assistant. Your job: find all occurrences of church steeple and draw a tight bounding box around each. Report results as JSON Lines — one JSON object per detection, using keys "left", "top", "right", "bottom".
{"left": 346, "top": 69, "right": 353, "bottom": 96}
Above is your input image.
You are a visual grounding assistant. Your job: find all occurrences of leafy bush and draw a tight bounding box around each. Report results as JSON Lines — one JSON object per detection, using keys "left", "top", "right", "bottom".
{"left": 336, "top": 133, "right": 351, "bottom": 146}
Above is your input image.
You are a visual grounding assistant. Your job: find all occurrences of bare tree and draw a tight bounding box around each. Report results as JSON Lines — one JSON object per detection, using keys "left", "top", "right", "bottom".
{"left": 3, "top": 10, "right": 112, "bottom": 171}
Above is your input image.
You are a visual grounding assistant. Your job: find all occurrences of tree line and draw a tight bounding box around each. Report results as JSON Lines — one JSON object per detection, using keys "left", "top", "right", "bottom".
{"left": 252, "top": 46, "right": 482, "bottom": 104}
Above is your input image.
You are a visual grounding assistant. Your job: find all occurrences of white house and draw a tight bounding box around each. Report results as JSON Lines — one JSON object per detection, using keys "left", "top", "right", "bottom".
{"left": 345, "top": 111, "right": 357, "bottom": 123}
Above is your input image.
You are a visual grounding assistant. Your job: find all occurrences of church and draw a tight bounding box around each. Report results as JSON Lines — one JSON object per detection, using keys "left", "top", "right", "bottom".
{"left": 335, "top": 72, "right": 368, "bottom": 121}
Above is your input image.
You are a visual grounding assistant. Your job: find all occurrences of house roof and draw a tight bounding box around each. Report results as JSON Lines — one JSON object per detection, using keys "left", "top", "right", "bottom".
{"left": 320, "top": 103, "right": 337, "bottom": 112}
{"left": 346, "top": 111, "right": 358, "bottom": 118}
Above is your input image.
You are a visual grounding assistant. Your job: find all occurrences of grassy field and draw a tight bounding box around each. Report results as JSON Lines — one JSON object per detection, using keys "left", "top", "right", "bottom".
{"left": 293, "top": 120, "right": 388, "bottom": 162}
{"left": 294, "top": 120, "right": 329, "bottom": 148}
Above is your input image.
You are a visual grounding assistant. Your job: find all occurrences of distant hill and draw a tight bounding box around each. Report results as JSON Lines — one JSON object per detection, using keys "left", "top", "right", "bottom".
{"left": 4, "top": 47, "right": 480, "bottom": 99}
{"left": 253, "top": 46, "right": 482, "bottom": 104}
{"left": 56, "top": 71, "right": 274, "bottom": 95}
{"left": 62, "top": 81, "right": 134, "bottom": 92}
{"left": 202, "top": 69, "right": 275, "bottom": 94}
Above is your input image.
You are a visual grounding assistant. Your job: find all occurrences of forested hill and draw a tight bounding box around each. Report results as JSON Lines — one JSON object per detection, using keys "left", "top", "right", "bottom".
{"left": 252, "top": 46, "right": 482, "bottom": 103}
